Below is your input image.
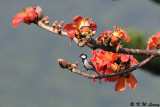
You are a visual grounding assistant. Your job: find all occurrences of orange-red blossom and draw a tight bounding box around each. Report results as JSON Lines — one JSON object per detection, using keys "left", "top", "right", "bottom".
{"left": 97, "top": 26, "right": 130, "bottom": 49}
{"left": 63, "top": 16, "right": 97, "bottom": 46}
{"left": 12, "top": 6, "right": 42, "bottom": 27}
{"left": 89, "top": 50, "right": 138, "bottom": 91}
{"left": 147, "top": 32, "right": 160, "bottom": 50}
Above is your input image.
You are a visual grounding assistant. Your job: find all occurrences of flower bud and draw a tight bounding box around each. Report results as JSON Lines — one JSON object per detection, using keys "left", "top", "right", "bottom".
{"left": 57, "top": 59, "right": 68, "bottom": 68}
{"left": 58, "top": 21, "right": 64, "bottom": 29}
{"left": 52, "top": 21, "right": 58, "bottom": 28}
{"left": 45, "top": 16, "right": 49, "bottom": 26}
{"left": 35, "top": 6, "right": 43, "bottom": 20}
{"left": 37, "top": 11, "right": 43, "bottom": 20}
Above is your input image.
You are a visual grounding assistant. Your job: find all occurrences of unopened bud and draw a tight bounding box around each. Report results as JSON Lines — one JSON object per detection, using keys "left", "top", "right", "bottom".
{"left": 75, "top": 62, "right": 78, "bottom": 66}
{"left": 45, "top": 16, "right": 49, "bottom": 26}
{"left": 58, "top": 21, "right": 64, "bottom": 29}
{"left": 68, "top": 63, "right": 72, "bottom": 70}
{"left": 72, "top": 62, "right": 78, "bottom": 68}
{"left": 57, "top": 59, "right": 68, "bottom": 68}
{"left": 90, "top": 31, "right": 95, "bottom": 36}
{"left": 81, "top": 32, "right": 89, "bottom": 36}
{"left": 56, "top": 26, "right": 61, "bottom": 34}
{"left": 35, "top": 6, "right": 43, "bottom": 20}
{"left": 52, "top": 21, "right": 58, "bottom": 28}
{"left": 37, "top": 11, "right": 43, "bottom": 20}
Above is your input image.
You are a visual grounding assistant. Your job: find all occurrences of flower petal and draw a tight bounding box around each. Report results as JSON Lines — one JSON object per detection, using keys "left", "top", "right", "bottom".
{"left": 130, "top": 57, "right": 139, "bottom": 65}
{"left": 120, "top": 54, "right": 130, "bottom": 62}
{"left": 67, "top": 30, "right": 75, "bottom": 46}
{"left": 73, "top": 16, "right": 83, "bottom": 28}
{"left": 96, "top": 35, "right": 103, "bottom": 41}
{"left": 113, "top": 26, "right": 120, "bottom": 37}
{"left": 107, "top": 76, "right": 119, "bottom": 82}
{"left": 84, "top": 17, "right": 91, "bottom": 26}
{"left": 27, "top": 10, "right": 37, "bottom": 21}
{"left": 115, "top": 77, "right": 127, "bottom": 91}
{"left": 67, "top": 30, "right": 75, "bottom": 38}
{"left": 146, "top": 41, "right": 155, "bottom": 50}
{"left": 35, "top": 6, "right": 42, "bottom": 13}
{"left": 91, "top": 22, "right": 97, "bottom": 32}
{"left": 124, "top": 32, "right": 130, "bottom": 42}
{"left": 63, "top": 23, "right": 77, "bottom": 31}
{"left": 94, "top": 72, "right": 102, "bottom": 84}
{"left": 23, "top": 20, "right": 31, "bottom": 25}
{"left": 127, "top": 73, "right": 137, "bottom": 90}
{"left": 102, "top": 30, "right": 112, "bottom": 36}
{"left": 13, "top": 13, "right": 23, "bottom": 19}
{"left": 12, "top": 17, "right": 24, "bottom": 27}
{"left": 152, "top": 32, "right": 160, "bottom": 45}
{"left": 93, "top": 78, "right": 96, "bottom": 83}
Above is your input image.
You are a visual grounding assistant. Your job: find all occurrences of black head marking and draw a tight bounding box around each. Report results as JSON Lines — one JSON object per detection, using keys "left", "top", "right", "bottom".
{"left": 80, "top": 53, "right": 87, "bottom": 59}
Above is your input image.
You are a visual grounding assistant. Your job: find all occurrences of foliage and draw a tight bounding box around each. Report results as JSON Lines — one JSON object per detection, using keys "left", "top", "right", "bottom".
{"left": 151, "top": 0, "right": 160, "bottom": 4}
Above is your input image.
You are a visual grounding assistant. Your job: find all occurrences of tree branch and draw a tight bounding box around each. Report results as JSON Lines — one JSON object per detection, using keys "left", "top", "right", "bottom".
{"left": 62, "top": 55, "right": 155, "bottom": 79}
{"left": 37, "top": 18, "right": 81, "bottom": 45}
{"left": 36, "top": 19, "right": 160, "bottom": 56}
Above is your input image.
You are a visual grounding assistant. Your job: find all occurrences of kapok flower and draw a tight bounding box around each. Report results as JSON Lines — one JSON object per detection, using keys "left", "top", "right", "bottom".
{"left": 147, "top": 32, "right": 160, "bottom": 50}
{"left": 89, "top": 50, "right": 119, "bottom": 83}
{"left": 115, "top": 54, "right": 138, "bottom": 91}
{"left": 102, "top": 63, "right": 120, "bottom": 82}
{"left": 89, "top": 49, "right": 138, "bottom": 91}
{"left": 112, "top": 26, "right": 130, "bottom": 43}
{"left": 115, "top": 72, "right": 137, "bottom": 91}
{"left": 12, "top": 6, "right": 42, "bottom": 27}
{"left": 89, "top": 50, "right": 118, "bottom": 72}
{"left": 63, "top": 16, "right": 97, "bottom": 45}
{"left": 97, "top": 26, "right": 130, "bottom": 47}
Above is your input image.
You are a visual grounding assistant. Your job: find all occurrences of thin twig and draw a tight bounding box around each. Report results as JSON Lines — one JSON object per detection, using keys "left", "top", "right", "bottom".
{"left": 37, "top": 19, "right": 79, "bottom": 44}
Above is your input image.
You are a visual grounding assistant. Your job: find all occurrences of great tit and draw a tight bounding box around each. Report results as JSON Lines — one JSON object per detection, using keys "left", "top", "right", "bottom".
{"left": 80, "top": 53, "right": 100, "bottom": 75}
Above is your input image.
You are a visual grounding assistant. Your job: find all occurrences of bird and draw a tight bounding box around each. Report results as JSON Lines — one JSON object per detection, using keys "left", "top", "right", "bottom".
{"left": 80, "top": 53, "right": 100, "bottom": 75}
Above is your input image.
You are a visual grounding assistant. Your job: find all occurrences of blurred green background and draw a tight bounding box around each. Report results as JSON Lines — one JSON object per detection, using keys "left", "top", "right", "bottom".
{"left": 1, "top": 0, "right": 160, "bottom": 107}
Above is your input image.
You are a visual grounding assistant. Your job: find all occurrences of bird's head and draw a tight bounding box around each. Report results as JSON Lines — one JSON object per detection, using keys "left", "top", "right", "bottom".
{"left": 80, "top": 53, "right": 87, "bottom": 59}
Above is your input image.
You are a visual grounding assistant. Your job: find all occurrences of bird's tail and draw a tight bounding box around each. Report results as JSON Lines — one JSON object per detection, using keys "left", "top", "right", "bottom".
{"left": 93, "top": 69, "right": 100, "bottom": 75}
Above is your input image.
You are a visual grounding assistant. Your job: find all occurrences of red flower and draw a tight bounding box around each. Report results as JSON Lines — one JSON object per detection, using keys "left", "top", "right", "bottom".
{"left": 89, "top": 49, "right": 138, "bottom": 91}
{"left": 89, "top": 50, "right": 119, "bottom": 83}
{"left": 102, "top": 63, "right": 120, "bottom": 82}
{"left": 114, "top": 54, "right": 138, "bottom": 91}
{"left": 12, "top": 6, "right": 42, "bottom": 27}
{"left": 96, "top": 26, "right": 130, "bottom": 48}
{"left": 90, "top": 50, "right": 118, "bottom": 72}
{"left": 115, "top": 72, "right": 137, "bottom": 91}
{"left": 112, "top": 26, "right": 130, "bottom": 43}
{"left": 63, "top": 16, "right": 97, "bottom": 46}
{"left": 147, "top": 32, "right": 160, "bottom": 50}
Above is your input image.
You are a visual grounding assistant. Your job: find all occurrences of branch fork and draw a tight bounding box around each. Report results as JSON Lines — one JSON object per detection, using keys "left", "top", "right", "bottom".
{"left": 36, "top": 16, "right": 160, "bottom": 79}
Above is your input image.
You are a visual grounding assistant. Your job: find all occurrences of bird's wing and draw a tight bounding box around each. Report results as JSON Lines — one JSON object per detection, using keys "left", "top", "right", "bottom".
{"left": 88, "top": 59, "right": 100, "bottom": 75}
